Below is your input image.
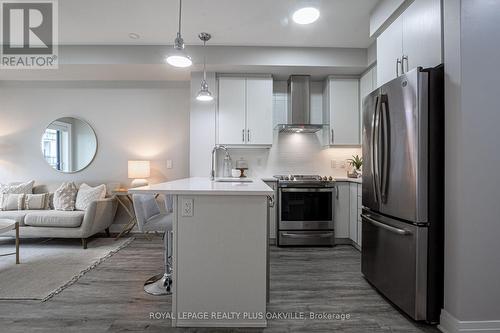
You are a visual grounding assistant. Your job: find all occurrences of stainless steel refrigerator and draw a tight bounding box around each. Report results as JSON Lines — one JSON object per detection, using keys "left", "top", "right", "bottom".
{"left": 361, "top": 66, "right": 444, "bottom": 324}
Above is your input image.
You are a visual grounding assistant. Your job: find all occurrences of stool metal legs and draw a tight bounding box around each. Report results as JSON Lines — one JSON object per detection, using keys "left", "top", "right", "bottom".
{"left": 144, "top": 230, "right": 173, "bottom": 295}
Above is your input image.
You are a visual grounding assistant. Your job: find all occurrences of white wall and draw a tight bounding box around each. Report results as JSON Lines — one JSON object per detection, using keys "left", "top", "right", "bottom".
{"left": 189, "top": 72, "right": 217, "bottom": 178}
{"left": 441, "top": 0, "right": 500, "bottom": 330}
{"left": 369, "top": 0, "right": 413, "bottom": 36}
{"left": 0, "top": 81, "right": 190, "bottom": 187}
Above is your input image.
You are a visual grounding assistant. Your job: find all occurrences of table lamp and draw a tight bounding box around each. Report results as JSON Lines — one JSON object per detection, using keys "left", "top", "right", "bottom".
{"left": 128, "top": 160, "right": 150, "bottom": 187}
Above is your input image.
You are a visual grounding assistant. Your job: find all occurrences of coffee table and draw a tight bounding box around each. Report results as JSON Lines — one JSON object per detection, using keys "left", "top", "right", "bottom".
{"left": 0, "top": 219, "right": 19, "bottom": 264}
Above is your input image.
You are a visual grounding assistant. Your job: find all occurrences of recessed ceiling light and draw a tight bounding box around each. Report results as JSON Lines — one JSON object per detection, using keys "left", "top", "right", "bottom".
{"left": 292, "top": 7, "right": 320, "bottom": 25}
{"left": 128, "top": 32, "right": 140, "bottom": 39}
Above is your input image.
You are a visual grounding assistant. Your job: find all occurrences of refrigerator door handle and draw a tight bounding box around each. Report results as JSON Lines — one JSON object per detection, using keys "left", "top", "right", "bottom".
{"left": 380, "top": 96, "right": 390, "bottom": 203}
{"left": 362, "top": 214, "right": 411, "bottom": 235}
{"left": 371, "top": 95, "right": 380, "bottom": 203}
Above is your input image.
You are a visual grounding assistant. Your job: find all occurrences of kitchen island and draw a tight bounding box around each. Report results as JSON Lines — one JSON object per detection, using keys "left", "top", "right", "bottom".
{"left": 129, "top": 177, "right": 273, "bottom": 327}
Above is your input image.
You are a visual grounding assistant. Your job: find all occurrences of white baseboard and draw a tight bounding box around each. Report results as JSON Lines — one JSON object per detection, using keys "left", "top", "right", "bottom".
{"left": 439, "top": 310, "right": 500, "bottom": 333}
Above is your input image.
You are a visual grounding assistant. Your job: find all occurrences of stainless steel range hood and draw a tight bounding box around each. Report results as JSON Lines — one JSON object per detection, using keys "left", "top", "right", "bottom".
{"left": 276, "top": 75, "right": 324, "bottom": 133}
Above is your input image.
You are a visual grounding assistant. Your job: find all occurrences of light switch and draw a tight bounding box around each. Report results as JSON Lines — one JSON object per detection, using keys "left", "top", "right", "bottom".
{"left": 166, "top": 160, "right": 173, "bottom": 169}
{"left": 181, "top": 198, "right": 194, "bottom": 217}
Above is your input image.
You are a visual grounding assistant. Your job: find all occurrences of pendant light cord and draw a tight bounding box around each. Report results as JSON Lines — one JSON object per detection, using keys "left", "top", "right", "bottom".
{"left": 203, "top": 39, "right": 207, "bottom": 81}
{"left": 177, "top": 0, "right": 182, "bottom": 37}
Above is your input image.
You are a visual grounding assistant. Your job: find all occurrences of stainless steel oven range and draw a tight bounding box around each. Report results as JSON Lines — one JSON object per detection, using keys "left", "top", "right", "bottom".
{"left": 275, "top": 175, "right": 335, "bottom": 246}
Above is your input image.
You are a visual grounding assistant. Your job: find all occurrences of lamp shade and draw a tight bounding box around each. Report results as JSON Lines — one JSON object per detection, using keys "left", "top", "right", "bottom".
{"left": 128, "top": 160, "right": 150, "bottom": 179}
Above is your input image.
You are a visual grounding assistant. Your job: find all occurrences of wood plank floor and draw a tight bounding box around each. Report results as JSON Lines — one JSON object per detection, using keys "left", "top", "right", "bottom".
{"left": 0, "top": 236, "right": 439, "bottom": 333}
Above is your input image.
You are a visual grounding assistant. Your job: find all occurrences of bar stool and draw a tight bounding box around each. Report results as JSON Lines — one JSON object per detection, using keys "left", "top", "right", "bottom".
{"left": 132, "top": 194, "right": 173, "bottom": 295}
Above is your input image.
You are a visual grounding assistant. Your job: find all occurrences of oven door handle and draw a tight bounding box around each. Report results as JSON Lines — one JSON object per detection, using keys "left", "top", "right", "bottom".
{"left": 281, "top": 232, "right": 334, "bottom": 239}
{"left": 280, "top": 188, "right": 334, "bottom": 192}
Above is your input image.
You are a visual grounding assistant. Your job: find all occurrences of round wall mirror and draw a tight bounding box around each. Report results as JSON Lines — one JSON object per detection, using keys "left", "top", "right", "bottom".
{"left": 41, "top": 117, "right": 97, "bottom": 173}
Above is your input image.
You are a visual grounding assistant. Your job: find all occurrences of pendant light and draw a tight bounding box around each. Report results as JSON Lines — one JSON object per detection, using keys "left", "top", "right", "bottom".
{"left": 196, "top": 32, "right": 214, "bottom": 102}
{"left": 166, "top": 0, "right": 192, "bottom": 68}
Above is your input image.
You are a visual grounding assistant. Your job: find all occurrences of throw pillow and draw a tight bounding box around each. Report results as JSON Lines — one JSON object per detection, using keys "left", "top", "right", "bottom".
{"left": 75, "top": 183, "right": 106, "bottom": 211}
{"left": 0, "top": 180, "right": 34, "bottom": 210}
{"left": 1, "top": 193, "right": 25, "bottom": 210}
{"left": 24, "top": 193, "right": 51, "bottom": 210}
{"left": 53, "top": 182, "right": 78, "bottom": 211}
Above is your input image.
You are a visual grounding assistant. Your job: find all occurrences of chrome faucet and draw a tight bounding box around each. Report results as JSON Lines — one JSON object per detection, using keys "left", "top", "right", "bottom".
{"left": 210, "top": 145, "right": 228, "bottom": 180}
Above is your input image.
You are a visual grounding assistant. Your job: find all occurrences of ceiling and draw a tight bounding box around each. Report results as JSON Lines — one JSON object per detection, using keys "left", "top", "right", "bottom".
{"left": 59, "top": 0, "right": 379, "bottom": 48}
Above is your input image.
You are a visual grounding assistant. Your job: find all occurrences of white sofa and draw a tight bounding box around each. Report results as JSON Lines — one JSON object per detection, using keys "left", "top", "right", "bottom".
{"left": 0, "top": 184, "right": 118, "bottom": 249}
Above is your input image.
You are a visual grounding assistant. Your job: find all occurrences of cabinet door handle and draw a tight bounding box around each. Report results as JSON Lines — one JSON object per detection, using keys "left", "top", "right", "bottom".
{"left": 396, "top": 58, "right": 402, "bottom": 77}
{"left": 402, "top": 55, "right": 409, "bottom": 73}
{"left": 242, "top": 129, "right": 245, "bottom": 142}
{"left": 247, "top": 129, "right": 250, "bottom": 142}
{"left": 336, "top": 186, "right": 339, "bottom": 200}
{"left": 331, "top": 129, "right": 334, "bottom": 144}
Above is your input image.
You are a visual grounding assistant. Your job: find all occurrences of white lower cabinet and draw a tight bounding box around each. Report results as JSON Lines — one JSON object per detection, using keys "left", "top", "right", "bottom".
{"left": 334, "top": 182, "right": 350, "bottom": 240}
{"left": 264, "top": 180, "right": 277, "bottom": 241}
{"left": 334, "top": 181, "right": 362, "bottom": 249}
{"left": 349, "top": 183, "right": 358, "bottom": 242}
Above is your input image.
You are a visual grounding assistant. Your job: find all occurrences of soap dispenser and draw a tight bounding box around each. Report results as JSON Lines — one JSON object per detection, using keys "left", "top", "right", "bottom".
{"left": 223, "top": 152, "right": 232, "bottom": 178}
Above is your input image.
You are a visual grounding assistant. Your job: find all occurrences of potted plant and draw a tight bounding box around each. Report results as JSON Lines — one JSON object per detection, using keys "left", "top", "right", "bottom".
{"left": 347, "top": 155, "right": 363, "bottom": 178}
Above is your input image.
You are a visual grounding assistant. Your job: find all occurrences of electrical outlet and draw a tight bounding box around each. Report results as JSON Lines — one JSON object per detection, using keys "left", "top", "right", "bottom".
{"left": 181, "top": 198, "right": 194, "bottom": 217}
{"left": 166, "top": 160, "right": 173, "bottom": 169}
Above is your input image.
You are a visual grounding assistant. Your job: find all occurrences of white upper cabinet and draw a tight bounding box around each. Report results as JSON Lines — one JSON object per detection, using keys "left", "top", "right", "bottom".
{"left": 377, "top": 0, "right": 442, "bottom": 87}
{"left": 218, "top": 77, "right": 246, "bottom": 145}
{"left": 323, "top": 78, "right": 360, "bottom": 146}
{"left": 246, "top": 77, "right": 273, "bottom": 145}
{"left": 217, "top": 76, "right": 273, "bottom": 146}
{"left": 377, "top": 15, "right": 403, "bottom": 87}
{"left": 402, "top": 0, "right": 442, "bottom": 71}
{"left": 360, "top": 67, "right": 376, "bottom": 141}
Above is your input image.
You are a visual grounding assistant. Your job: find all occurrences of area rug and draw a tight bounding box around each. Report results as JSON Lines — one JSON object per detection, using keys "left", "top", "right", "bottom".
{"left": 0, "top": 237, "right": 134, "bottom": 301}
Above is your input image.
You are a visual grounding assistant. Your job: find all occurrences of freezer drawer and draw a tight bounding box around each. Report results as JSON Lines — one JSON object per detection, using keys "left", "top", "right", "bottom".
{"left": 278, "top": 230, "right": 334, "bottom": 246}
{"left": 361, "top": 211, "right": 428, "bottom": 320}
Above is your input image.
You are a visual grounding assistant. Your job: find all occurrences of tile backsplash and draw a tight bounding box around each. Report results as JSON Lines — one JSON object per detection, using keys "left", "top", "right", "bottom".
{"left": 220, "top": 133, "right": 361, "bottom": 178}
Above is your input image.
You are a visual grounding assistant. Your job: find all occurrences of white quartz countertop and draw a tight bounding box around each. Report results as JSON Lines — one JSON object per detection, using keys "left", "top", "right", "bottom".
{"left": 128, "top": 177, "right": 274, "bottom": 196}
{"left": 334, "top": 177, "right": 362, "bottom": 184}
{"left": 260, "top": 177, "right": 362, "bottom": 184}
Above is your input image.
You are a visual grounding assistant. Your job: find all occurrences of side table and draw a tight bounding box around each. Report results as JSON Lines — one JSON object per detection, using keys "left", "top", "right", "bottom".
{"left": 112, "top": 189, "right": 136, "bottom": 240}
{"left": 0, "top": 219, "right": 20, "bottom": 264}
